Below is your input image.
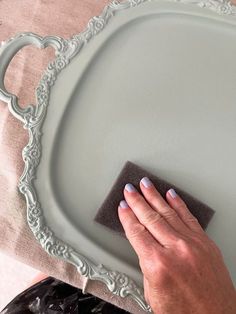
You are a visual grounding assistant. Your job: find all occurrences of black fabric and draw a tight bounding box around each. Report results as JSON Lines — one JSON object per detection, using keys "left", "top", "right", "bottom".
{"left": 1, "top": 277, "right": 130, "bottom": 314}
{"left": 95, "top": 161, "right": 215, "bottom": 236}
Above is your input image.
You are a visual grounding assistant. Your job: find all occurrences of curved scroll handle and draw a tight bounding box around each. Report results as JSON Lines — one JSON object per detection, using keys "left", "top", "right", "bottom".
{"left": 0, "top": 32, "right": 65, "bottom": 123}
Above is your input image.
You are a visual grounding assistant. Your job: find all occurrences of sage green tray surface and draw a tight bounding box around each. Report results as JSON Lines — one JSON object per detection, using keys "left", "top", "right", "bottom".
{"left": 1, "top": 0, "right": 236, "bottom": 311}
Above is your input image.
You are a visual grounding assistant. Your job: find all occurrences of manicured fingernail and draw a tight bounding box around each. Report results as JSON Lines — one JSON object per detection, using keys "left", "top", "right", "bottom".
{"left": 141, "top": 177, "right": 153, "bottom": 188}
{"left": 168, "top": 188, "right": 177, "bottom": 199}
{"left": 119, "top": 200, "right": 129, "bottom": 208}
{"left": 125, "top": 183, "right": 136, "bottom": 193}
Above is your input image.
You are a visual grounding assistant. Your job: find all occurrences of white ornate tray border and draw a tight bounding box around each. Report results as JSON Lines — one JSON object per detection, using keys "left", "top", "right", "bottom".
{"left": 0, "top": 0, "right": 235, "bottom": 311}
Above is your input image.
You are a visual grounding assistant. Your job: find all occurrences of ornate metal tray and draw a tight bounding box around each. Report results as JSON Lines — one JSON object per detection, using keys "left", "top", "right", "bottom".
{"left": 1, "top": 0, "right": 236, "bottom": 311}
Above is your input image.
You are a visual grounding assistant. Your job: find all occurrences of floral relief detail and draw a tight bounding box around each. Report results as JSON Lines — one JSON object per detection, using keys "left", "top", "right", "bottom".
{"left": 55, "top": 56, "right": 69, "bottom": 71}
{"left": 53, "top": 242, "right": 71, "bottom": 258}
{"left": 89, "top": 16, "right": 106, "bottom": 35}
{"left": 129, "top": 0, "right": 146, "bottom": 6}
{"left": 42, "top": 72, "right": 57, "bottom": 86}
{"left": 34, "top": 227, "right": 52, "bottom": 245}
{"left": 29, "top": 202, "right": 42, "bottom": 218}
{"left": 2, "top": 0, "right": 235, "bottom": 313}
{"left": 37, "top": 227, "right": 53, "bottom": 244}
{"left": 56, "top": 244, "right": 67, "bottom": 254}
{"left": 110, "top": 272, "right": 129, "bottom": 288}
{"left": 177, "top": 0, "right": 235, "bottom": 14}
{"left": 82, "top": 30, "right": 93, "bottom": 42}
{"left": 27, "top": 145, "right": 41, "bottom": 160}
{"left": 36, "top": 231, "right": 44, "bottom": 241}
{"left": 23, "top": 113, "right": 34, "bottom": 129}
{"left": 36, "top": 83, "right": 49, "bottom": 105}
{"left": 216, "top": 1, "right": 233, "bottom": 14}
{"left": 28, "top": 217, "right": 42, "bottom": 230}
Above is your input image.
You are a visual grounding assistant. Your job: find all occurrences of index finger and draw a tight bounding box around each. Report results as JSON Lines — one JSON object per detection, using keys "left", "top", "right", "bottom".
{"left": 118, "top": 201, "right": 162, "bottom": 260}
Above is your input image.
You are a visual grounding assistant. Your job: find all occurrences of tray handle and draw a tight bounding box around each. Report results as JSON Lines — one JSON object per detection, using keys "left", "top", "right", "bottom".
{"left": 0, "top": 32, "right": 64, "bottom": 123}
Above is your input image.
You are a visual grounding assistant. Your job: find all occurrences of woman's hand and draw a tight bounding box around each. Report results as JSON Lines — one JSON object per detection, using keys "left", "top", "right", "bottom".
{"left": 118, "top": 177, "right": 236, "bottom": 314}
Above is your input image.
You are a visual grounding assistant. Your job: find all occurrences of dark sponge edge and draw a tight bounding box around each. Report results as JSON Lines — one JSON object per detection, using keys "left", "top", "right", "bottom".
{"left": 95, "top": 161, "right": 215, "bottom": 237}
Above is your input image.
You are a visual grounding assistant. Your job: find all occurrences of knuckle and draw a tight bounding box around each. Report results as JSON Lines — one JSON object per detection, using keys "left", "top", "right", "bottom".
{"left": 150, "top": 262, "right": 170, "bottom": 286}
{"left": 142, "top": 211, "right": 163, "bottom": 226}
{"left": 178, "top": 236, "right": 211, "bottom": 262}
{"left": 162, "top": 206, "right": 178, "bottom": 220}
{"left": 192, "top": 234, "right": 207, "bottom": 244}
{"left": 140, "top": 250, "right": 162, "bottom": 274}
{"left": 177, "top": 237, "right": 189, "bottom": 248}
{"left": 176, "top": 203, "right": 201, "bottom": 224}
{"left": 142, "top": 260, "right": 161, "bottom": 278}
{"left": 141, "top": 255, "right": 173, "bottom": 288}
{"left": 141, "top": 260, "right": 155, "bottom": 276}
{"left": 128, "top": 223, "right": 147, "bottom": 239}
{"left": 191, "top": 235, "right": 213, "bottom": 253}
{"left": 176, "top": 200, "right": 188, "bottom": 212}
{"left": 176, "top": 238, "right": 193, "bottom": 257}
{"left": 185, "top": 214, "right": 199, "bottom": 224}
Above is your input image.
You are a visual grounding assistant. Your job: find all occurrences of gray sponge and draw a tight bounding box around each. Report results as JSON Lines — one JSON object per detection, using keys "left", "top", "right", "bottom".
{"left": 95, "top": 161, "right": 215, "bottom": 236}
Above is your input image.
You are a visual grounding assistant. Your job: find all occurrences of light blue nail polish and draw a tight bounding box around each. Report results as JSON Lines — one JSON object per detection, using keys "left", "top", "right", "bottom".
{"left": 120, "top": 200, "right": 129, "bottom": 208}
{"left": 125, "top": 183, "right": 136, "bottom": 192}
{"left": 141, "top": 177, "right": 152, "bottom": 188}
{"left": 168, "top": 188, "right": 177, "bottom": 198}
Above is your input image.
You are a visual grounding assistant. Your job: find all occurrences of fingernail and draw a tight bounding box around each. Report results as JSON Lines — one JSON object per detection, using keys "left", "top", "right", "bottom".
{"left": 125, "top": 183, "right": 136, "bottom": 193}
{"left": 168, "top": 188, "right": 177, "bottom": 199}
{"left": 119, "top": 200, "right": 129, "bottom": 208}
{"left": 141, "top": 177, "right": 153, "bottom": 188}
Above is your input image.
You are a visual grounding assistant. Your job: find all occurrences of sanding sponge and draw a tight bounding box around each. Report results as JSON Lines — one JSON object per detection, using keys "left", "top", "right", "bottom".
{"left": 95, "top": 161, "right": 215, "bottom": 236}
